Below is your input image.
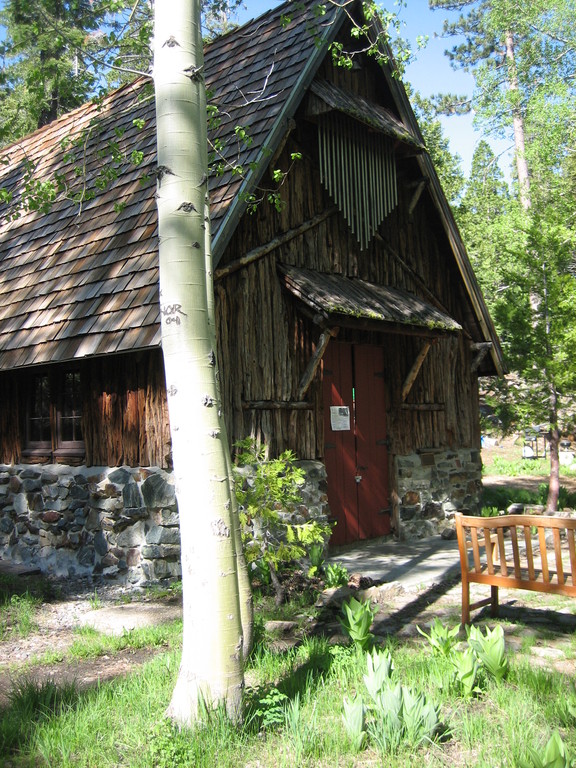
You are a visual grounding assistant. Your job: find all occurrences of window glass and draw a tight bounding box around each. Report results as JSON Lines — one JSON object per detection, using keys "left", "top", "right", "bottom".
{"left": 60, "top": 371, "right": 83, "bottom": 443}
{"left": 28, "top": 374, "right": 51, "bottom": 444}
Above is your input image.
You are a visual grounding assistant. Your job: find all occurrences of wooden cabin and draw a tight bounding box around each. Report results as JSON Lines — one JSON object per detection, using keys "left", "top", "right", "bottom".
{"left": 0, "top": 1, "right": 504, "bottom": 580}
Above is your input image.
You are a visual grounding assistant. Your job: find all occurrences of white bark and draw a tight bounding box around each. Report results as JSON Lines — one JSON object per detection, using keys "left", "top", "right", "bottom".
{"left": 154, "top": 0, "right": 244, "bottom": 723}
{"left": 505, "top": 31, "right": 531, "bottom": 210}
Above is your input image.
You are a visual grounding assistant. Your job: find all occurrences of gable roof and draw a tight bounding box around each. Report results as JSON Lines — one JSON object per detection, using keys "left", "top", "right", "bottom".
{"left": 0, "top": 0, "right": 504, "bottom": 375}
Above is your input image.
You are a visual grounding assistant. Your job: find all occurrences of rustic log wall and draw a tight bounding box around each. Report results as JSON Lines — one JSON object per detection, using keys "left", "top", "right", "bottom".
{"left": 0, "top": 373, "right": 21, "bottom": 464}
{"left": 81, "top": 350, "right": 171, "bottom": 468}
{"left": 0, "top": 350, "right": 171, "bottom": 469}
{"left": 215, "top": 65, "right": 482, "bottom": 462}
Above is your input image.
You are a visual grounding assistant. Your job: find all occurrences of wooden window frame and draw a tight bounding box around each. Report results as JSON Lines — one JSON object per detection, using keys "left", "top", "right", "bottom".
{"left": 23, "top": 368, "right": 85, "bottom": 463}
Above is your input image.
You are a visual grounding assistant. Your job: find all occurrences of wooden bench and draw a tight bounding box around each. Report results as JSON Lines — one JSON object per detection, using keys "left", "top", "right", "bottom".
{"left": 455, "top": 512, "right": 576, "bottom": 624}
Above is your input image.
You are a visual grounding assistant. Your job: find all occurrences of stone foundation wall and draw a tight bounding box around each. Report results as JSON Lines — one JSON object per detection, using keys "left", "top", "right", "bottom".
{"left": 0, "top": 460, "right": 329, "bottom": 585}
{"left": 395, "top": 448, "right": 483, "bottom": 540}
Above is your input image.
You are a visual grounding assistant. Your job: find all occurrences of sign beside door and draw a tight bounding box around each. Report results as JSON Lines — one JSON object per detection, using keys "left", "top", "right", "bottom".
{"left": 323, "top": 343, "right": 391, "bottom": 545}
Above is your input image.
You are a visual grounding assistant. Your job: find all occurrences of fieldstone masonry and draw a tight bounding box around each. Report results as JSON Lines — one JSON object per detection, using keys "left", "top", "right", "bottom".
{"left": 0, "top": 452, "right": 480, "bottom": 582}
{"left": 0, "top": 460, "right": 330, "bottom": 585}
{"left": 395, "top": 448, "right": 482, "bottom": 539}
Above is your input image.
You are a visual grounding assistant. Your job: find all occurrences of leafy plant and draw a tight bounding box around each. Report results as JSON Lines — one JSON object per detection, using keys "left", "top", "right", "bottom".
{"left": 307, "top": 542, "right": 325, "bottom": 578}
{"left": 417, "top": 618, "right": 460, "bottom": 657}
{"left": 323, "top": 561, "right": 349, "bottom": 588}
{"left": 517, "top": 731, "right": 572, "bottom": 768}
{"left": 245, "top": 686, "right": 289, "bottom": 731}
{"left": 234, "top": 438, "right": 331, "bottom": 603}
{"left": 363, "top": 647, "right": 394, "bottom": 703}
{"left": 148, "top": 719, "right": 195, "bottom": 768}
{"left": 342, "top": 694, "right": 367, "bottom": 752}
{"left": 339, "top": 597, "right": 378, "bottom": 651}
{"left": 450, "top": 647, "right": 481, "bottom": 698}
{"left": 367, "top": 681, "right": 441, "bottom": 754}
{"left": 467, "top": 624, "right": 509, "bottom": 682}
{"left": 400, "top": 685, "right": 441, "bottom": 749}
{"left": 366, "top": 682, "right": 404, "bottom": 754}
{"left": 358, "top": 647, "right": 442, "bottom": 755}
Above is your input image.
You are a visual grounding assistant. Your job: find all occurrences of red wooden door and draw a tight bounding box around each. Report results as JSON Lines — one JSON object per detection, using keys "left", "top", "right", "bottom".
{"left": 323, "top": 343, "right": 391, "bottom": 545}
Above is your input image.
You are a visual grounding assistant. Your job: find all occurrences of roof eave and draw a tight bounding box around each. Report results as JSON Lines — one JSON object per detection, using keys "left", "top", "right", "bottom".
{"left": 367, "top": 22, "right": 506, "bottom": 377}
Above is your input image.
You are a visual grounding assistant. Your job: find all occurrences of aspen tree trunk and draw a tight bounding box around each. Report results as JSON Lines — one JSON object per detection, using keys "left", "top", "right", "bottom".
{"left": 203, "top": 200, "right": 254, "bottom": 658}
{"left": 154, "top": 0, "right": 244, "bottom": 723}
{"left": 505, "top": 30, "right": 560, "bottom": 511}
{"left": 505, "top": 31, "right": 531, "bottom": 211}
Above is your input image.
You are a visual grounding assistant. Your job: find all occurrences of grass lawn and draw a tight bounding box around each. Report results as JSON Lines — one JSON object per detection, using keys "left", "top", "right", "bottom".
{"left": 1, "top": 587, "right": 576, "bottom": 768}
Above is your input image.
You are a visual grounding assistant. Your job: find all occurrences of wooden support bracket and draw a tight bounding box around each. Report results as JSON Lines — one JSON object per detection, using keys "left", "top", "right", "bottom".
{"left": 214, "top": 207, "right": 337, "bottom": 281}
{"left": 297, "top": 327, "right": 339, "bottom": 399}
{"left": 408, "top": 179, "right": 428, "bottom": 216}
{"left": 242, "top": 400, "right": 313, "bottom": 410}
{"left": 401, "top": 340, "right": 434, "bottom": 403}
{"left": 470, "top": 341, "right": 492, "bottom": 372}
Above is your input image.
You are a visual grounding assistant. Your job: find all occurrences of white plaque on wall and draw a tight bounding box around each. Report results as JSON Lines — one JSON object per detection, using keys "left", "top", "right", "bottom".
{"left": 330, "top": 405, "right": 350, "bottom": 431}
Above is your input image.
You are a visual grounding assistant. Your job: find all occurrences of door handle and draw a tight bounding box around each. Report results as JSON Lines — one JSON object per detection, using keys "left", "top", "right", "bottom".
{"left": 355, "top": 475, "right": 362, "bottom": 483}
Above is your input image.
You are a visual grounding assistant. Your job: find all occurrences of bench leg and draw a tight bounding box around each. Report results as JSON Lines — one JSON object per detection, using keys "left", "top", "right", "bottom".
{"left": 461, "top": 578, "right": 470, "bottom": 625}
{"left": 490, "top": 585, "right": 499, "bottom": 618}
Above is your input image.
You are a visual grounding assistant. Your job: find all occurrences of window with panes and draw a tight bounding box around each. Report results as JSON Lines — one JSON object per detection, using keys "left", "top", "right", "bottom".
{"left": 25, "top": 369, "right": 84, "bottom": 458}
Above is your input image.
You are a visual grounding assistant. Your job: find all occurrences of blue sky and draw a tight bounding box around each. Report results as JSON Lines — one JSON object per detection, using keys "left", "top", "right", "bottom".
{"left": 235, "top": 1, "right": 513, "bottom": 178}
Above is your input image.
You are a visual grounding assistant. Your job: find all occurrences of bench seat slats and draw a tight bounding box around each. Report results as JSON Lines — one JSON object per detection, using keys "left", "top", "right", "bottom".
{"left": 524, "top": 526, "right": 535, "bottom": 580}
{"left": 538, "top": 527, "right": 549, "bottom": 583}
{"left": 509, "top": 525, "right": 522, "bottom": 580}
{"left": 554, "top": 528, "right": 564, "bottom": 586}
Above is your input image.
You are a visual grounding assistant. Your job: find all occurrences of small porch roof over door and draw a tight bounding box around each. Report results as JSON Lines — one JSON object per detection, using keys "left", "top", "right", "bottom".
{"left": 279, "top": 265, "right": 462, "bottom": 336}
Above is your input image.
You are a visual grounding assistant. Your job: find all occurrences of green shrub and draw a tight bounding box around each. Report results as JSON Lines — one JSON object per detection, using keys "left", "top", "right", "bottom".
{"left": 234, "top": 438, "right": 332, "bottom": 603}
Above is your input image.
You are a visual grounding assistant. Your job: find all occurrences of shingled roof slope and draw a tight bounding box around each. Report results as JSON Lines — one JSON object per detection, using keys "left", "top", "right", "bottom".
{"left": 0, "top": 0, "right": 343, "bottom": 371}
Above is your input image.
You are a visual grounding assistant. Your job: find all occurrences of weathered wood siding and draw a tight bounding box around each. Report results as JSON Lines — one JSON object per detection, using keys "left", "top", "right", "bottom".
{"left": 83, "top": 351, "right": 171, "bottom": 468}
{"left": 0, "top": 350, "right": 171, "bottom": 468}
{"left": 215, "top": 64, "right": 481, "bottom": 460}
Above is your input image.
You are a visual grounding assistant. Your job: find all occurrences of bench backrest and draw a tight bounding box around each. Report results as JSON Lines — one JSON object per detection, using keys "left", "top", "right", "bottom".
{"left": 455, "top": 513, "right": 576, "bottom": 594}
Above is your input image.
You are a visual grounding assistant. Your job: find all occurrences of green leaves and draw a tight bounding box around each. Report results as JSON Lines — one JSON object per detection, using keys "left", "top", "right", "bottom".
{"left": 339, "top": 597, "right": 377, "bottom": 651}
{"left": 363, "top": 647, "right": 394, "bottom": 702}
{"left": 342, "top": 694, "right": 366, "bottom": 752}
{"left": 450, "top": 647, "right": 481, "bottom": 698}
{"left": 234, "top": 438, "right": 331, "bottom": 601}
{"left": 418, "top": 620, "right": 508, "bottom": 696}
{"left": 323, "top": 562, "right": 349, "bottom": 588}
{"left": 467, "top": 624, "right": 508, "bottom": 682}
{"left": 518, "top": 731, "right": 572, "bottom": 768}
{"left": 416, "top": 617, "right": 460, "bottom": 657}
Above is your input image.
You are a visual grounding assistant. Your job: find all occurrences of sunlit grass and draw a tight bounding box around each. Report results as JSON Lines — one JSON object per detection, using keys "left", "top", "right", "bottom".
{"left": 2, "top": 609, "right": 576, "bottom": 767}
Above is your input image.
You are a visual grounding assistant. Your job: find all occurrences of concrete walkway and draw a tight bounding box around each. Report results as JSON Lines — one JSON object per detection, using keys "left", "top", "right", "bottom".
{"left": 328, "top": 536, "right": 461, "bottom": 589}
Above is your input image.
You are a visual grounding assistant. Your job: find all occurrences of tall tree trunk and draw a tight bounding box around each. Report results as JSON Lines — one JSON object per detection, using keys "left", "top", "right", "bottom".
{"left": 203, "top": 199, "right": 254, "bottom": 658}
{"left": 154, "top": 0, "right": 244, "bottom": 724}
{"left": 505, "top": 31, "right": 561, "bottom": 505}
{"left": 505, "top": 31, "right": 531, "bottom": 211}
{"left": 543, "top": 263, "right": 560, "bottom": 512}
{"left": 547, "top": 399, "right": 561, "bottom": 513}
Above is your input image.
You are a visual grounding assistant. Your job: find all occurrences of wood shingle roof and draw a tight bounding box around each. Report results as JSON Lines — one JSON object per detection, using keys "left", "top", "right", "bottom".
{"left": 0, "top": 0, "right": 504, "bottom": 375}
{"left": 0, "top": 0, "right": 343, "bottom": 371}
